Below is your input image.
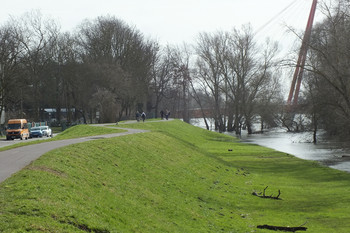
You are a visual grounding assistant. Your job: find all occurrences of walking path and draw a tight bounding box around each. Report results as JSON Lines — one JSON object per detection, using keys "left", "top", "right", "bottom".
{"left": 0, "top": 125, "right": 149, "bottom": 183}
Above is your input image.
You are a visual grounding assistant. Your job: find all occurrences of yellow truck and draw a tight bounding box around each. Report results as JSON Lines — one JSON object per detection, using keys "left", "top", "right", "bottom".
{"left": 6, "top": 119, "right": 29, "bottom": 140}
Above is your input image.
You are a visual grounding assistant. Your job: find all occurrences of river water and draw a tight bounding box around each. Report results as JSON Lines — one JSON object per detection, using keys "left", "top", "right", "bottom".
{"left": 190, "top": 118, "right": 350, "bottom": 173}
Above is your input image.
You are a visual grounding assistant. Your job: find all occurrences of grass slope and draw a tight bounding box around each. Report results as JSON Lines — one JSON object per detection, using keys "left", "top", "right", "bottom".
{"left": 53, "top": 124, "right": 126, "bottom": 140}
{"left": 0, "top": 120, "right": 349, "bottom": 232}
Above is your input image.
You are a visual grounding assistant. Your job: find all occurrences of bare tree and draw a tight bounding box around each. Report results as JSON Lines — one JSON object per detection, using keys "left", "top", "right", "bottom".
{"left": 195, "top": 31, "right": 228, "bottom": 132}
{"left": 149, "top": 45, "right": 174, "bottom": 118}
{"left": 76, "top": 16, "right": 157, "bottom": 121}
{"left": 224, "top": 26, "right": 280, "bottom": 134}
{"left": 189, "top": 78, "right": 211, "bottom": 130}
{"left": 166, "top": 44, "right": 192, "bottom": 123}
{"left": 12, "top": 10, "right": 60, "bottom": 121}
{"left": 305, "top": 0, "right": 350, "bottom": 137}
{"left": 193, "top": 25, "right": 281, "bottom": 134}
{"left": 0, "top": 23, "right": 23, "bottom": 122}
{"left": 52, "top": 32, "right": 81, "bottom": 123}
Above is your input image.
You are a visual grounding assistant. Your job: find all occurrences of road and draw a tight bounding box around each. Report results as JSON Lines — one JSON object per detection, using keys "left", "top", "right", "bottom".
{"left": 0, "top": 127, "right": 149, "bottom": 183}
{"left": 0, "top": 135, "right": 55, "bottom": 148}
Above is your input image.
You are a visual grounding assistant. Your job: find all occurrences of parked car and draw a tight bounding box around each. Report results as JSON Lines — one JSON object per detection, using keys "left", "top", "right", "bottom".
{"left": 40, "top": 126, "right": 53, "bottom": 137}
{"left": 29, "top": 127, "right": 44, "bottom": 138}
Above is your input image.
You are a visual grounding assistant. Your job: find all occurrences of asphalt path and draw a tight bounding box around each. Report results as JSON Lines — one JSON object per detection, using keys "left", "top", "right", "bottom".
{"left": 0, "top": 126, "right": 149, "bottom": 183}
{"left": 0, "top": 135, "right": 55, "bottom": 149}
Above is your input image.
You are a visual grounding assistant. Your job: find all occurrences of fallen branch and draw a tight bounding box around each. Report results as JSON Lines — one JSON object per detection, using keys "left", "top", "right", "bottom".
{"left": 252, "top": 186, "right": 282, "bottom": 200}
{"left": 257, "top": 224, "right": 307, "bottom": 232}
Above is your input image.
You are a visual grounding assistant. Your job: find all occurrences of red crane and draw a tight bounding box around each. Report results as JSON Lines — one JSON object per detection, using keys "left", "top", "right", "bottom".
{"left": 287, "top": 0, "right": 318, "bottom": 107}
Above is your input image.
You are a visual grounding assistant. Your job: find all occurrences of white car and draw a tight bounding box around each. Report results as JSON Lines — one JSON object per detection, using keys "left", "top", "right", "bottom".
{"left": 40, "top": 126, "right": 53, "bottom": 137}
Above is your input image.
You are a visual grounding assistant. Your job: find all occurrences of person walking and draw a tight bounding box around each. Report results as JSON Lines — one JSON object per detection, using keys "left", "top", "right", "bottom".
{"left": 136, "top": 111, "right": 140, "bottom": 122}
{"left": 141, "top": 111, "right": 146, "bottom": 122}
{"left": 165, "top": 109, "right": 170, "bottom": 120}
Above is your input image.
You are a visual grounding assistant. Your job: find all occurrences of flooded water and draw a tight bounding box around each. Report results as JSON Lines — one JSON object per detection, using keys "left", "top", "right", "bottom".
{"left": 190, "top": 118, "right": 350, "bottom": 173}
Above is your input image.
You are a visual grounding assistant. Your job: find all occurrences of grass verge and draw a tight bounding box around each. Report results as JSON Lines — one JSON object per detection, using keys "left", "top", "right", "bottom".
{"left": 52, "top": 124, "right": 126, "bottom": 140}
{"left": 0, "top": 120, "right": 350, "bottom": 232}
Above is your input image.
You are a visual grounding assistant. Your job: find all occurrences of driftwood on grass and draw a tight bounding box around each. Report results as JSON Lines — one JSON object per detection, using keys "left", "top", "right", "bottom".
{"left": 257, "top": 224, "right": 307, "bottom": 232}
{"left": 252, "top": 186, "right": 282, "bottom": 200}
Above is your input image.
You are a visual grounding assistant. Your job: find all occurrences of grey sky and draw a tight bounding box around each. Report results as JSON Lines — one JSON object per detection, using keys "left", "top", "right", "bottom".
{"left": 1, "top": 0, "right": 322, "bottom": 48}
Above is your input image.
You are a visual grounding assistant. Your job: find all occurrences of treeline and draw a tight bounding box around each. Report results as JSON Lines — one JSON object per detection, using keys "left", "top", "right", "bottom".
{"left": 0, "top": 11, "right": 160, "bottom": 124}
{"left": 1, "top": 0, "right": 350, "bottom": 138}
{"left": 0, "top": 11, "right": 185, "bottom": 124}
{"left": 192, "top": 27, "right": 282, "bottom": 134}
{"left": 190, "top": 0, "right": 350, "bottom": 138}
{"left": 0, "top": 10, "right": 283, "bottom": 132}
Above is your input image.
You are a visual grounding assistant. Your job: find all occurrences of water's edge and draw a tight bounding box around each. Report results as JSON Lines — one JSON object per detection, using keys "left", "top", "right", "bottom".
{"left": 190, "top": 118, "right": 350, "bottom": 173}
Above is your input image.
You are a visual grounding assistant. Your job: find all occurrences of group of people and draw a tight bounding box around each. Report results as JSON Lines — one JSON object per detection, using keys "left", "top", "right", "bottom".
{"left": 160, "top": 109, "right": 170, "bottom": 120}
{"left": 135, "top": 109, "right": 170, "bottom": 122}
{"left": 135, "top": 111, "right": 146, "bottom": 122}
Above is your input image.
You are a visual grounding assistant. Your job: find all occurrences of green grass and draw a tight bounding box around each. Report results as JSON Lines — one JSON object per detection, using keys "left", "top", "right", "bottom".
{"left": 0, "top": 125, "right": 126, "bottom": 152}
{"left": 50, "top": 126, "right": 63, "bottom": 134}
{"left": 52, "top": 124, "right": 126, "bottom": 140}
{"left": 0, "top": 120, "right": 350, "bottom": 232}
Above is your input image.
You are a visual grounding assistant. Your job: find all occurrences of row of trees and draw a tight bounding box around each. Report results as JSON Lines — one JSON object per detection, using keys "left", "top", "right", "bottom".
{"left": 0, "top": 10, "right": 283, "bottom": 133}
{"left": 0, "top": 12, "right": 163, "bottom": 124}
{"left": 193, "top": 27, "right": 282, "bottom": 134}
{"left": 1, "top": 0, "right": 350, "bottom": 139}
{"left": 191, "top": 0, "right": 350, "bottom": 139}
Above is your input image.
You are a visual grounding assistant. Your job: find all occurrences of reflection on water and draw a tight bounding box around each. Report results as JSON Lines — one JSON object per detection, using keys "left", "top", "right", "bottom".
{"left": 239, "top": 130, "right": 350, "bottom": 173}
{"left": 190, "top": 118, "right": 350, "bottom": 173}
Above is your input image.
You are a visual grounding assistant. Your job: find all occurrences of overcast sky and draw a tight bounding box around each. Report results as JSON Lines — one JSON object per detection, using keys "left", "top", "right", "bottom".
{"left": 1, "top": 0, "right": 323, "bottom": 48}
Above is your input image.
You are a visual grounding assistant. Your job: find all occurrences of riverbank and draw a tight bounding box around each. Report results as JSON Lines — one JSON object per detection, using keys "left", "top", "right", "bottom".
{"left": 191, "top": 118, "right": 350, "bottom": 173}
{"left": 240, "top": 128, "right": 350, "bottom": 173}
{"left": 1, "top": 120, "right": 350, "bottom": 232}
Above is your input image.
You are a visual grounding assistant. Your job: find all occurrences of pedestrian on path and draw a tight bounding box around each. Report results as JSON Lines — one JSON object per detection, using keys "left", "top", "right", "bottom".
{"left": 136, "top": 111, "right": 140, "bottom": 122}
{"left": 141, "top": 111, "right": 146, "bottom": 122}
{"left": 165, "top": 109, "right": 170, "bottom": 120}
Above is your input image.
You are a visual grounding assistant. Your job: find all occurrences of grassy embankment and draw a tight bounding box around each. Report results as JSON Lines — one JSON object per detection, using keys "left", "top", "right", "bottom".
{"left": 0, "top": 120, "right": 350, "bottom": 232}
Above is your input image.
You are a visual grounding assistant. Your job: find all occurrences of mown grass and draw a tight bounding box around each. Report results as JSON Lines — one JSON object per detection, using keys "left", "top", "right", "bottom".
{"left": 52, "top": 124, "right": 126, "bottom": 140}
{"left": 0, "top": 120, "right": 350, "bottom": 232}
{"left": 0, "top": 125, "right": 126, "bottom": 152}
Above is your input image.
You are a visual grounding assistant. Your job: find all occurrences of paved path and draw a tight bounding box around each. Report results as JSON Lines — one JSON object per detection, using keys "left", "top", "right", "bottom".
{"left": 0, "top": 126, "right": 149, "bottom": 183}
{"left": 0, "top": 134, "right": 56, "bottom": 149}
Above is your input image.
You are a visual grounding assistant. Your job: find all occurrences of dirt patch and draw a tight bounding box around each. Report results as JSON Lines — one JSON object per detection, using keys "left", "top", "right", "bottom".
{"left": 27, "top": 166, "right": 67, "bottom": 177}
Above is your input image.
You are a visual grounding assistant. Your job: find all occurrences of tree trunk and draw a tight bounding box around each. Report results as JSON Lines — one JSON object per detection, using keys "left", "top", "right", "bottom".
{"left": 227, "top": 115, "right": 234, "bottom": 132}
{"left": 313, "top": 113, "right": 317, "bottom": 144}
{"left": 246, "top": 118, "right": 253, "bottom": 134}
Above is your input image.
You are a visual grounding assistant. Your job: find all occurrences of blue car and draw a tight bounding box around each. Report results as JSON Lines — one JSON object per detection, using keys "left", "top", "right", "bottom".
{"left": 29, "top": 127, "right": 44, "bottom": 138}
